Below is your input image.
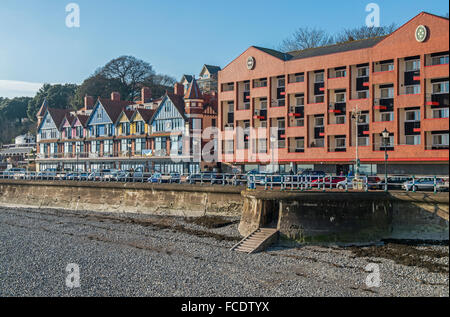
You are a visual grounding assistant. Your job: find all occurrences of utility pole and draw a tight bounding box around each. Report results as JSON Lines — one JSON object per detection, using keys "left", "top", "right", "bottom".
{"left": 351, "top": 105, "right": 362, "bottom": 181}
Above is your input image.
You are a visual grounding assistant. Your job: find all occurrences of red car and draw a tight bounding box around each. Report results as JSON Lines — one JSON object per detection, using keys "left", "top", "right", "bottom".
{"left": 310, "top": 176, "right": 347, "bottom": 188}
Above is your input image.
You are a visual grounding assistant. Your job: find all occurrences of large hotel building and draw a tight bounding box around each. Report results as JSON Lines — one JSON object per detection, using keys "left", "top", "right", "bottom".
{"left": 217, "top": 12, "right": 449, "bottom": 175}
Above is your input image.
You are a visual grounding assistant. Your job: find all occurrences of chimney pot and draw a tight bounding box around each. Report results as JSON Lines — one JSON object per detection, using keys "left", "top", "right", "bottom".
{"left": 84, "top": 95, "right": 95, "bottom": 110}
{"left": 141, "top": 87, "right": 151, "bottom": 103}
{"left": 111, "top": 92, "right": 121, "bottom": 101}
{"left": 174, "top": 83, "right": 185, "bottom": 96}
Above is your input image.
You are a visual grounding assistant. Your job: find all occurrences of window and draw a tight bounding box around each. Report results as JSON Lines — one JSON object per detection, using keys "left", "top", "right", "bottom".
{"left": 405, "top": 135, "right": 421, "bottom": 145}
{"left": 433, "top": 134, "right": 449, "bottom": 147}
{"left": 277, "top": 78, "right": 285, "bottom": 88}
{"left": 405, "top": 110, "right": 420, "bottom": 121}
{"left": 335, "top": 69, "right": 346, "bottom": 78}
{"left": 222, "top": 82, "right": 234, "bottom": 92}
{"left": 260, "top": 99, "right": 268, "bottom": 109}
{"left": 312, "top": 138, "right": 325, "bottom": 147}
{"left": 336, "top": 116, "right": 346, "bottom": 124}
{"left": 381, "top": 112, "right": 394, "bottom": 122}
{"left": 295, "top": 138, "right": 304, "bottom": 151}
{"left": 357, "top": 91, "right": 369, "bottom": 99}
{"left": 258, "top": 139, "right": 267, "bottom": 153}
{"left": 336, "top": 138, "right": 346, "bottom": 148}
{"left": 432, "top": 108, "right": 449, "bottom": 119}
{"left": 358, "top": 113, "right": 369, "bottom": 124}
{"left": 358, "top": 137, "right": 369, "bottom": 146}
{"left": 405, "top": 85, "right": 420, "bottom": 95}
{"left": 432, "top": 81, "right": 449, "bottom": 94}
{"left": 380, "top": 63, "right": 394, "bottom": 72}
{"left": 296, "top": 96, "right": 304, "bottom": 106}
{"left": 357, "top": 67, "right": 369, "bottom": 78}
{"left": 254, "top": 78, "right": 267, "bottom": 88}
{"left": 244, "top": 82, "right": 250, "bottom": 91}
{"left": 295, "top": 118, "right": 304, "bottom": 127}
{"left": 315, "top": 95, "right": 325, "bottom": 103}
{"left": 315, "top": 117, "right": 324, "bottom": 127}
{"left": 380, "top": 87, "right": 394, "bottom": 99}
{"left": 335, "top": 92, "right": 346, "bottom": 103}
{"left": 294, "top": 73, "right": 304, "bottom": 82}
{"left": 315, "top": 73, "right": 324, "bottom": 83}
{"left": 431, "top": 54, "right": 449, "bottom": 66}
{"left": 228, "top": 102, "right": 234, "bottom": 112}
{"left": 405, "top": 59, "right": 420, "bottom": 71}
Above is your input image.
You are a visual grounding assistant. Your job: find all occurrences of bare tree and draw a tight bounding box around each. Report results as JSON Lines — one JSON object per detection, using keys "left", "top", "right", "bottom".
{"left": 96, "top": 56, "right": 156, "bottom": 100}
{"left": 279, "top": 27, "right": 334, "bottom": 52}
{"left": 334, "top": 23, "right": 397, "bottom": 43}
{"left": 279, "top": 23, "right": 397, "bottom": 53}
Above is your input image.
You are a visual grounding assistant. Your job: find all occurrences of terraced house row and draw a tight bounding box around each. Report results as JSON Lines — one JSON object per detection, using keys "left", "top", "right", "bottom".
{"left": 217, "top": 12, "right": 449, "bottom": 176}
{"left": 36, "top": 75, "right": 219, "bottom": 174}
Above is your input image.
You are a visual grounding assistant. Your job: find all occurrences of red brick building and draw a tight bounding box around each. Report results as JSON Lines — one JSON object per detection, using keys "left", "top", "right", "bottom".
{"left": 218, "top": 12, "right": 449, "bottom": 176}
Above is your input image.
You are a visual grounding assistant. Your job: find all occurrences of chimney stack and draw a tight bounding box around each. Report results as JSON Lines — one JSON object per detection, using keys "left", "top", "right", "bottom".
{"left": 84, "top": 95, "right": 95, "bottom": 110}
{"left": 141, "top": 87, "right": 151, "bottom": 103}
{"left": 174, "top": 83, "right": 185, "bottom": 96}
{"left": 111, "top": 92, "right": 121, "bottom": 101}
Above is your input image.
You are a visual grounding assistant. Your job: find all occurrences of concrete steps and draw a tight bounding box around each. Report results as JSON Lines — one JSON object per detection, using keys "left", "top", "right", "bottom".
{"left": 231, "top": 228, "right": 279, "bottom": 254}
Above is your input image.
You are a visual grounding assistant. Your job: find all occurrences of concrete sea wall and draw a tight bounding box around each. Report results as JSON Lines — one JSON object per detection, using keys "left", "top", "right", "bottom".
{"left": 240, "top": 191, "right": 449, "bottom": 243}
{"left": 0, "top": 180, "right": 244, "bottom": 217}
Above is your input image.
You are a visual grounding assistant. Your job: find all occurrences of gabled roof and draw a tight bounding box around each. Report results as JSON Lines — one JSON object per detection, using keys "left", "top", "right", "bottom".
{"left": 74, "top": 114, "right": 89, "bottom": 127}
{"left": 132, "top": 108, "right": 155, "bottom": 123}
{"left": 252, "top": 36, "right": 387, "bottom": 62}
{"left": 184, "top": 78, "right": 203, "bottom": 100}
{"left": 154, "top": 92, "right": 186, "bottom": 121}
{"left": 181, "top": 74, "right": 193, "bottom": 83}
{"left": 96, "top": 98, "right": 134, "bottom": 123}
{"left": 288, "top": 36, "right": 387, "bottom": 60}
{"left": 62, "top": 113, "right": 76, "bottom": 127}
{"left": 37, "top": 98, "right": 48, "bottom": 117}
{"left": 252, "top": 46, "right": 293, "bottom": 61}
{"left": 202, "top": 64, "right": 221, "bottom": 75}
{"left": 47, "top": 108, "right": 72, "bottom": 129}
{"left": 115, "top": 109, "right": 135, "bottom": 125}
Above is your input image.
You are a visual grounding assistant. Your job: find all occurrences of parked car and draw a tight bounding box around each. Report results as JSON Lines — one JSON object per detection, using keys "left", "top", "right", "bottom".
{"left": 2, "top": 168, "right": 26, "bottom": 179}
{"left": 186, "top": 172, "right": 222, "bottom": 184}
{"left": 310, "top": 176, "right": 347, "bottom": 188}
{"left": 64, "top": 172, "right": 89, "bottom": 181}
{"left": 298, "top": 170, "right": 326, "bottom": 182}
{"left": 225, "top": 174, "right": 247, "bottom": 186}
{"left": 37, "top": 168, "right": 58, "bottom": 180}
{"left": 402, "top": 178, "right": 449, "bottom": 192}
{"left": 126, "top": 167, "right": 150, "bottom": 182}
{"left": 148, "top": 173, "right": 181, "bottom": 184}
{"left": 381, "top": 175, "right": 413, "bottom": 190}
{"left": 88, "top": 171, "right": 103, "bottom": 181}
{"left": 336, "top": 176, "right": 382, "bottom": 190}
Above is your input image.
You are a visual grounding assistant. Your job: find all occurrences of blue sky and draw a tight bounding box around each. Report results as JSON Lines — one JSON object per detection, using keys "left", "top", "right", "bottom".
{"left": 0, "top": 0, "right": 448, "bottom": 98}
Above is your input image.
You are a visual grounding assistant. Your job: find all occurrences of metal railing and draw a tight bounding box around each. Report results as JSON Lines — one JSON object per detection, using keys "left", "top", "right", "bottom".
{"left": 0, "top": 170, "right": 448, "bottom": 193}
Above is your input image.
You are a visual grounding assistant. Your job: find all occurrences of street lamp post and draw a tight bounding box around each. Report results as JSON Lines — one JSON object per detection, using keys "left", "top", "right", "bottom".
{"left": 351, "top": 106, "right": 362, "bottom": 184}
{"left": 382, "top": 128, "right": 390, "bottom": 192}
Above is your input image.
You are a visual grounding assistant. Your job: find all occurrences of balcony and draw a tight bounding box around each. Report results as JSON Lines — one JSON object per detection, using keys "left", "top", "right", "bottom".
{"left": 253, "top": 109, "right": 267, "bottom": 120}
{"left": 373, "top": 98, "right": 394, "bottom": 111}
{"left": 426, "top": 93, "right": 449, "bottom": 107}
{"left": 328, "top": 102, "right": 346, "bottom": 115}
{"left": 404, "top": 121, "right": 421, "bottom": 135}
{"left": 288, "top": 106, "right": 304, "bottom": 118}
